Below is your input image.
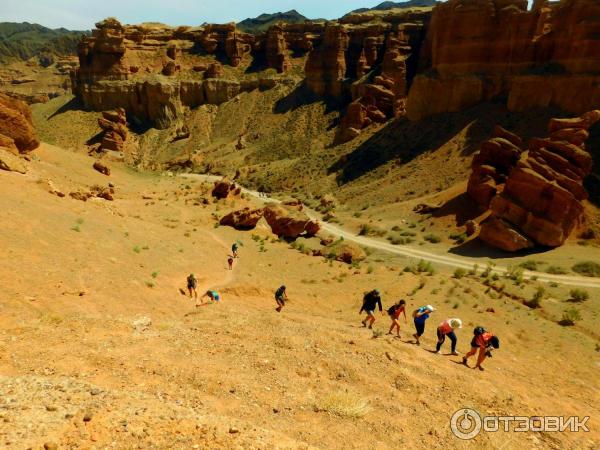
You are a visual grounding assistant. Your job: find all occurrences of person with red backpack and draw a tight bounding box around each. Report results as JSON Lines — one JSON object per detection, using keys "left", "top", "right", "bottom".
{"left": 462, "top": 326, "right": 500, "bottom": 371}
{"left": 387, "top": 299, "right": 407, "bottom": 337}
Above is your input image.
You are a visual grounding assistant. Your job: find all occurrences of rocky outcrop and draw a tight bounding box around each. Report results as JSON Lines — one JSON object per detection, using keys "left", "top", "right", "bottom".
{"left": 211, "top": 179, "right": 241, "bottom": 199}
{"left": 0, "top": 147, "right": 28, "bottom": 173}
{"left": 263, "top": 205, "right": 320, "bottom": 238}
{"left": 0, "top": 93, "right": 39, "bottom": 153}
{"left": 305, "top": 25, "right": 349, "bottom": 98}
{"left": 407, "top": 0, "right": 600, "bottom": 120}
{"left": 467, "top": 126, "right": 524, "bottom": 210}
{"left": 98, "top": 108, "right": 128, "bottom": 152}
{"left": 220, "top": 208, "right": 264, "bottom": 229}
{"left": 220, "top": 203, "right": 320, "bottom": 238}
{"left": 474, "top": 110, "right": 600, "bottom": 251}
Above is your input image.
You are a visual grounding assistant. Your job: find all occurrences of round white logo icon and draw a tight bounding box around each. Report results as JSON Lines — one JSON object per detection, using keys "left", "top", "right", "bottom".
{"left": 451, "top": 408, "right": 482, "bottom": 440}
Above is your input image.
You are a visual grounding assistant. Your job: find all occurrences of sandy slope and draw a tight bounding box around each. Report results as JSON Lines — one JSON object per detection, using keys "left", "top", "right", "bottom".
{"left": 0, "top": 144, "right": 599, "bottom": 449}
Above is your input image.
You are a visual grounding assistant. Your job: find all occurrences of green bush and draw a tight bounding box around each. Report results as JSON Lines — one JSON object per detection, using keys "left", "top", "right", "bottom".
{"left": 525, "top": 286, "right": 544, "bottom": 308}
{"left": 424, "top": 234, "right": 441, "bottom": 244}
{"left": 572, "top": 261, "right": 600, "bottom": 277}
{"left": 519, "top": 260, "right": 539, "bottom": 271}
{"left": 569, "top": 289, "right": 589, "bottom": 303}
{"left": 453, "top": 268, "right": 467, "bottom": 279}
{"left": 560, "top": 308, "right": 582, "bottom": 326}
{"left": 546, "top": 266, "right": 568, "bottom": 275}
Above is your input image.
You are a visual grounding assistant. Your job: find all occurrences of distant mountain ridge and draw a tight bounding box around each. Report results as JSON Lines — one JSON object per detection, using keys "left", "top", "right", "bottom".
{"left": 237, "top": 10, "right": 311, "bottom": 33}
{"left": 349, "top": 0, "right": 438, "bottom": 14}
{"left": 0, "top": 22, "right": 88, "bottom": 64}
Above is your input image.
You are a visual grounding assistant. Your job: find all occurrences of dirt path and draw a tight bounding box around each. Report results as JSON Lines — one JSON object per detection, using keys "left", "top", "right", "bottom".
{"left": 182, "top": 174, "right": 600, "bottom": 288}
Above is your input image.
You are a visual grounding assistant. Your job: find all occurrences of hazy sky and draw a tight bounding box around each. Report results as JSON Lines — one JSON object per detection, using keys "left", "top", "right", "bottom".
{"left": 2, "top": 0, "right": 425, "bottom": 30}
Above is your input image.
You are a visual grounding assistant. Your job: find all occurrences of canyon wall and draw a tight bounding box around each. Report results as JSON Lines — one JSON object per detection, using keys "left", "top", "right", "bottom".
{"left": 72, "top": 0, "right": 599, "bottom": 142}
{"left": 406, "top": 0, "right": 600, "bottom": 120}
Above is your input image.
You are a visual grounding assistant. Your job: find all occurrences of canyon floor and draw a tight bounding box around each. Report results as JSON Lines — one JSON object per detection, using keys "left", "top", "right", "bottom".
{"left": 1, "top": 142, "right": 599, "bottom": 449}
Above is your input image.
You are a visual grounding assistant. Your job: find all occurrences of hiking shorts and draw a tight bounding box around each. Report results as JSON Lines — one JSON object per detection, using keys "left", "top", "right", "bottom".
{"left": 365, "top": 310, "right": 375, "bottom": 317}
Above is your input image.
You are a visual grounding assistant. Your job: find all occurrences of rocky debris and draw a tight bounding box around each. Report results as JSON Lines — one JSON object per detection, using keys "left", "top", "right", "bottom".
{"left": 43, "top": 179, "right": 66, "bottom": 197}
{"left": 407, "top": 0, "right": 600, "bottom": 120}
{"left": 220, "top": 208, "right": 265, "bottom": 229}
{"left": 98, "top": 108, "right": 128, "bottom": 152}
{"left": 474, "top": 111, "right": 600, "bottom": 251}
{"left": 467, "top": 126, "right": 524, "bottom": 211}
{"left": 0, "top": 147, "right": 27, "bottom": 173}
{"left": 211, "top": 179, "right": 241, "bottom": 199}
{"left": 263, "top": 205, "right": 320, "bottom": 238}
{"left": 69, "top": 184, "right": 115, "bottom": 202}
{"left": 132, "top": 316, "right": 152, "bottom": 333}
{"left": 93, "top": 161, "right": 111, "bottom": 176}
{"left": 0, "top": 92, "right": 39, "bottom": 153}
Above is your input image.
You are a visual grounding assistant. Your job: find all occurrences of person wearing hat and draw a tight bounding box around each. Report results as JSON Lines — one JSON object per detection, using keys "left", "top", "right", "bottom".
{"left": 412, "top": 304, "right": 435, "bottom": 345}
{"left": 275, "top": 285, "right": 288, "bottom": 312}
{"left": 186, "top": 273, "right": 198, "bottom": 300}
{"left": 462, "top": 327, "right": 500, "bottom": 371}
{"left": 435, "top": 318, "right": 462, "bottom": 355}
{"left": 360, "top": 289, "right": 383, "bottom": 329}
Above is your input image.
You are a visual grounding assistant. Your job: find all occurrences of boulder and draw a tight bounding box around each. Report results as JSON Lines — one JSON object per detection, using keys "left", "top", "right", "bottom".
{"left": 93, "top": 161, "right": 111, "bottom": 176}
{"left": 211, "top": 179, "right": 241, "bottom": 199}
{"left": 479, "top": 217, "right": 534, "bottom": 252}
{"left": 220, "top": 208, "right": 264, "bottom": 229}
{"left": 263, "top": 205, "right": 320, "bottom": 238}
{"left": 0, "top": 147, "right": 27, "bottom": 173}
{"left": 0, "top": 93, "right": 39, "bottom": 153}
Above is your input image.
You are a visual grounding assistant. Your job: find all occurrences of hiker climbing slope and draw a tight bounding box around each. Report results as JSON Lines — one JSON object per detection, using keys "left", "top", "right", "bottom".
{"left": 360, "top": 289, "right": 383, "bottom": 329}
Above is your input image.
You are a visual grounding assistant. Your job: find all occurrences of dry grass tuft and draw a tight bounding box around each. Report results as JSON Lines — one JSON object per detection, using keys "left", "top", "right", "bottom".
{"left": 313, "top": 391, "right": 372, "bottom": 418}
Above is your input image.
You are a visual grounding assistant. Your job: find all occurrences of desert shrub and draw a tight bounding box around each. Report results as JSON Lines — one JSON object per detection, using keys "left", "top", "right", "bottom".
{"left": 453, "top": 268, "right": 467, "bottom": 279}
{"left": 133, "top": 245, "right": 141, "bottom": 254}
{"left": 559, "top": 308, "right": 582, "bottom": 326}
{"left": 572, "top": 261, "right": 600, "bottom": 277}
{"left": 449, "top": 232, "right": 466, "bottom": 244}
{"left": 151, "top": 271, "right": 159, "bottom": 279}
{"left": 524, "top": 286, "right": 545, "bottom": 309}
{"left": 314, "top": 391, "right": 371, "bottom": 418}
{"left": 506, "top": 266, "right": 524, "bottom": 285}
{"left": 520, "top": 260, "right": 540, "bottom": 271}
{"left": 569, "top": 289, "right": 589, "bottom": 303}
{"left": 468, "top": 264, "right": 479, "bottom": 276}
{"left": 424, "top": 233, "right": 441, "bottom": 243}
{"left": 546, "top": 265, "right": 567, "bottom": 275}
{"left": 400, "top": 230, "right": 416, "bottom": 237}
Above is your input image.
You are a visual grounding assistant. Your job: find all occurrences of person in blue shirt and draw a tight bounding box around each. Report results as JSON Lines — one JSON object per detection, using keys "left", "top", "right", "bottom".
{"left": 412, "top": 304, "right": 435, "bottom": 345}
{"left": 200, "top": 290, "right": 220, "bottom": 306}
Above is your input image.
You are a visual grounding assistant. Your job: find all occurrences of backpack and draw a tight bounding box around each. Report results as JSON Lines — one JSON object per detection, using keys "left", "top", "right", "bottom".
{"left": 387, "top": 304, "right": 398, "bottom": 316}
{"left": 412, "top": 308, "right": 420, "bottom": 318}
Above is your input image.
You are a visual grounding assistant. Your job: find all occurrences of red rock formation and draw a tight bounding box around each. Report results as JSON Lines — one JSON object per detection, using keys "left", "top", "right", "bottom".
{"left": 0, "top": 93, "right": 39, "bottom": 153}
{"left": 305, "top": 25, "right": 349, "bottom": 98}
{"left": 211, "top": 179, "right": 241, "bottom": 199}
{"left": 474, "top": 110, "right": 600, "bottom": 251}
{"left": 407, "top": 0, "right": 600, "bottom": 120}
{"left": 263, "top": 205, "right": 320, "bottom": 238}
{"left": 467, "top": 126, "right": 524, "bottom": 210}
{"left": 266, "top": 26, "right": 290, "bottom": 73}
{"left": 98, "top": 108, "right": 128, "bottom": 152}
{"left": 220, "top": 208, "right": 264, "bottom": 229}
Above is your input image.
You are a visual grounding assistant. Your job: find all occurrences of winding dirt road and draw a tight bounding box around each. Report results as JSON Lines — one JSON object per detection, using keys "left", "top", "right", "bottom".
{"left": 182, "top": 174, "right": 600, "bottom": 288}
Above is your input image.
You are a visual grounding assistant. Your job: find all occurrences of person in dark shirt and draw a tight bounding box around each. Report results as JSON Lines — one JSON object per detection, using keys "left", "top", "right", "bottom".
{"left": 359, "top": 289, "right": 383, "bottom": 329}
{"left": 275, "top": 285, "right": 288, "bottom": 312}
{"left": 186, "top": 273, "right": 198, "bottom": 300}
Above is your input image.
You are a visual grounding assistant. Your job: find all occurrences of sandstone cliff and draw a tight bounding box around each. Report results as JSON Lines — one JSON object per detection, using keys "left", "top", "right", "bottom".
{"left": 407, "top": 0, "right": 600, "bottom": 120}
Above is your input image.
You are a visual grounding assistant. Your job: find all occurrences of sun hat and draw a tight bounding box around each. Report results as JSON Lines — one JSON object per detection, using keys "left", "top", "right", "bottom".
{"left": 449, "top": 318, "right": 462, "bottom": 329}
{"left": 425, "top": 304, "right": 435, "bottom": 311}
